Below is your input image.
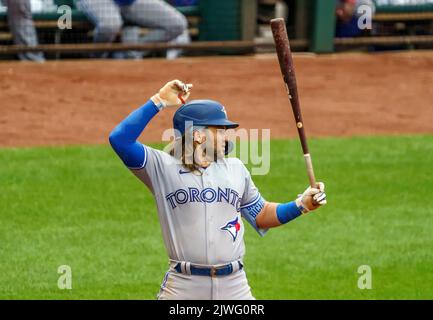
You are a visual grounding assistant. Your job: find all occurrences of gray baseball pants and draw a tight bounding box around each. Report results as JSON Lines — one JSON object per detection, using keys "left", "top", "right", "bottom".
{"left": 157, "top": 261, "right": 256, "bottom": 300}
{"left": 77, "top": 0, "right": 188, "bottom": 58}
{"left": 4, "top": 0, "right": 45, "bottom": 61}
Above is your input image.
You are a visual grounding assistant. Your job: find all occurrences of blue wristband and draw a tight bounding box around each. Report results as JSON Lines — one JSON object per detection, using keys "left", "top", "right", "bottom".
{"left": 276, "top": 201, "right": 302, "bottom": 224}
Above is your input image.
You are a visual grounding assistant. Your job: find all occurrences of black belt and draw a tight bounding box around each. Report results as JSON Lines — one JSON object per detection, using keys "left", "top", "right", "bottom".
{"left": 174, "top": 261, "right": 243, "bottom": 277}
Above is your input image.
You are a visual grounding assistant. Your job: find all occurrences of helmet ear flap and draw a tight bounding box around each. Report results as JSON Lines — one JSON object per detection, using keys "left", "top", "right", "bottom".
{"left": 224, "top": 141, "right": 234, "bottom": 155}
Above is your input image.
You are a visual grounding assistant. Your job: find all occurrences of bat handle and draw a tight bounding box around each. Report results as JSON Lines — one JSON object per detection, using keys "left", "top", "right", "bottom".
{"left": 303, "top": 153, "right": 317, "bottom": 188}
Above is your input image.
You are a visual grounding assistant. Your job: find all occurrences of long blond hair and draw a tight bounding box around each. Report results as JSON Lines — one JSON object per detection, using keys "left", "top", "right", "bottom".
{"left": 165, "top": 133, "right": 203, "bottom": 173}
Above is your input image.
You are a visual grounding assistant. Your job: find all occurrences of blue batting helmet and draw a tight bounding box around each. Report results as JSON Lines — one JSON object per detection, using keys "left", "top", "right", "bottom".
{"left": 173, "top": 100, "right": 239, "bottom": 137}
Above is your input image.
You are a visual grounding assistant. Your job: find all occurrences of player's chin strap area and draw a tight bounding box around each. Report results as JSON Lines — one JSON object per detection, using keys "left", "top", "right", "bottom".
{"left": 170, "top": 259, "right": 244, "bottom": 277}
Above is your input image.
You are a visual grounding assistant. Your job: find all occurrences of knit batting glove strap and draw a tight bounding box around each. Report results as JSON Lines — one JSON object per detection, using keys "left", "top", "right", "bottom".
{"left": 150, "top": 94, "right": 167, "bottom": 111}
{"left": 295, "top": 197, "right": 310, "bottom": 214}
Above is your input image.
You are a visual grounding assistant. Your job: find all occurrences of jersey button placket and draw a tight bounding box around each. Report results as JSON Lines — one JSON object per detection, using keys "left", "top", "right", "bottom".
{"left": 202, "top": 171, "right": 214, "bottom": 264}
{"left": 201, "top": 172, "right": 209, "bottom": 265}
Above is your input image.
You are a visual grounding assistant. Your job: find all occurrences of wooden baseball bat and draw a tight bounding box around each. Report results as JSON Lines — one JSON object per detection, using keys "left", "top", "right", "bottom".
{"left": 270, "top": 18, "right": 317, "bottom": 188}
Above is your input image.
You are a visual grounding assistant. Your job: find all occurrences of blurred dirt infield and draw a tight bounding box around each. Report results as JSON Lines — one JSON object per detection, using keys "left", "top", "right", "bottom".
{"left": 0, "top": 51, "right": 432, "bottom": 147}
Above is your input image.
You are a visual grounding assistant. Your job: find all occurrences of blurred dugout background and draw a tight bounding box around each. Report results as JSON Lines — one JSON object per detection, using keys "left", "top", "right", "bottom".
{"left": 0, "top": 0, "right": 432, "bottom": 60}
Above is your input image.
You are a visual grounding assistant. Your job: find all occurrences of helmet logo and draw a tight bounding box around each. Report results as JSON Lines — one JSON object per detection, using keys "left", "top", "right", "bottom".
{"left": 221, "top": 106, "right": 227, "bottom": 117}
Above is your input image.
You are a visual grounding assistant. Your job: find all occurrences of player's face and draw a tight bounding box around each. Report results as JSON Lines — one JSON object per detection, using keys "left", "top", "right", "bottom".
{"left": 204, "top": 126, "right": 228, "bottom": 160}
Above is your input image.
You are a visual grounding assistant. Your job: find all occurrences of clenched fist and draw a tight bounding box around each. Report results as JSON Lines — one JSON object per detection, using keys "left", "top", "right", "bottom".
{"left": 151, "top": 80, "right": 193, "bottom": 109}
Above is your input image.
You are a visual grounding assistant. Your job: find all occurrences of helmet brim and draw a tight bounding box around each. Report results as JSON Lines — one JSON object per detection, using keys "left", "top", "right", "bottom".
{"left": 200, "top": 119, "right": 239, "bottom": 129}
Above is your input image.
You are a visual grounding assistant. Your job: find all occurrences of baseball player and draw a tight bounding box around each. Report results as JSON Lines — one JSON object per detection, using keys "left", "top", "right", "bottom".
{"left": 77, "top": 0, "right": 189, "bottom": 59}
{"left": 109, "top": 80, "right": 327, "bottom": 300}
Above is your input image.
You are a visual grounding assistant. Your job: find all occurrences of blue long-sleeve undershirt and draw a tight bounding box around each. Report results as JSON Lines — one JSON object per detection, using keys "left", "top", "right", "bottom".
{"left": 109, "top": 100, "right": 159, "bottom": 168}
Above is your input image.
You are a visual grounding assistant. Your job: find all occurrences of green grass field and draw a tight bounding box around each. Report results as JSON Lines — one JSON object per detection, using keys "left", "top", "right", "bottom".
{"left": 1, "top": 135, "right": 432, "bottom": 299}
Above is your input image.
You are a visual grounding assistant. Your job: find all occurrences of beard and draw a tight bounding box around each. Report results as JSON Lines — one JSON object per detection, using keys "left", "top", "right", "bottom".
{"left": 194, "top": 139, "right": 227, "bottom": 163}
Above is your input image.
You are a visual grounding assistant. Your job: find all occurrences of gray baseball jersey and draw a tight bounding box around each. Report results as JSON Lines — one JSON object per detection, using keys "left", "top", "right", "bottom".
{"left": 131, "top": 145, "right": 268, "bottom": 265}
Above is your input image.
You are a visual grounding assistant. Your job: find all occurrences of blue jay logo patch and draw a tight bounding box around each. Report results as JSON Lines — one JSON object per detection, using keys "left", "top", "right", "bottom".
{"left": 220, "top": 217, "right": 241, "bottom": 242}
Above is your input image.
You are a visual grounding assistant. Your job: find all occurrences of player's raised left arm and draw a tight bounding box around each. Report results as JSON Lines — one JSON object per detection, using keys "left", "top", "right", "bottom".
{"left": 109, "top": 80, "right": 192, "bottom": 168}
{"left": 256, "top": 183, "right": 327, "bottom": 229}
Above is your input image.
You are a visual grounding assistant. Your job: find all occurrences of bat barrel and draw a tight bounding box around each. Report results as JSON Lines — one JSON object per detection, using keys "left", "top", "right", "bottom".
{"left": 271, "top": 18, "right": 310, "bottom": 155}
{"left": 271, "top": 18, "right": 317, "bottom": 188}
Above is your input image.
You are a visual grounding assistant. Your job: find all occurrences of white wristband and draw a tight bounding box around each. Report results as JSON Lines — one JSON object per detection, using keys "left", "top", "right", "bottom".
{"left": 151, "top": 94, "right": 166, "bottom": 111}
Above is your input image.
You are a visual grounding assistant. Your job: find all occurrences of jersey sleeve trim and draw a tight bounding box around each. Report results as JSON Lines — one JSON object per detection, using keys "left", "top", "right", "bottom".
{"left": 240, "top": 195, "right": 269, "bottom": 237}
{"left": 240, "top": 193, "right": 261, "bottom": 209}
{"left": 128, "top": 144, "right": 148, "bottom": 170}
